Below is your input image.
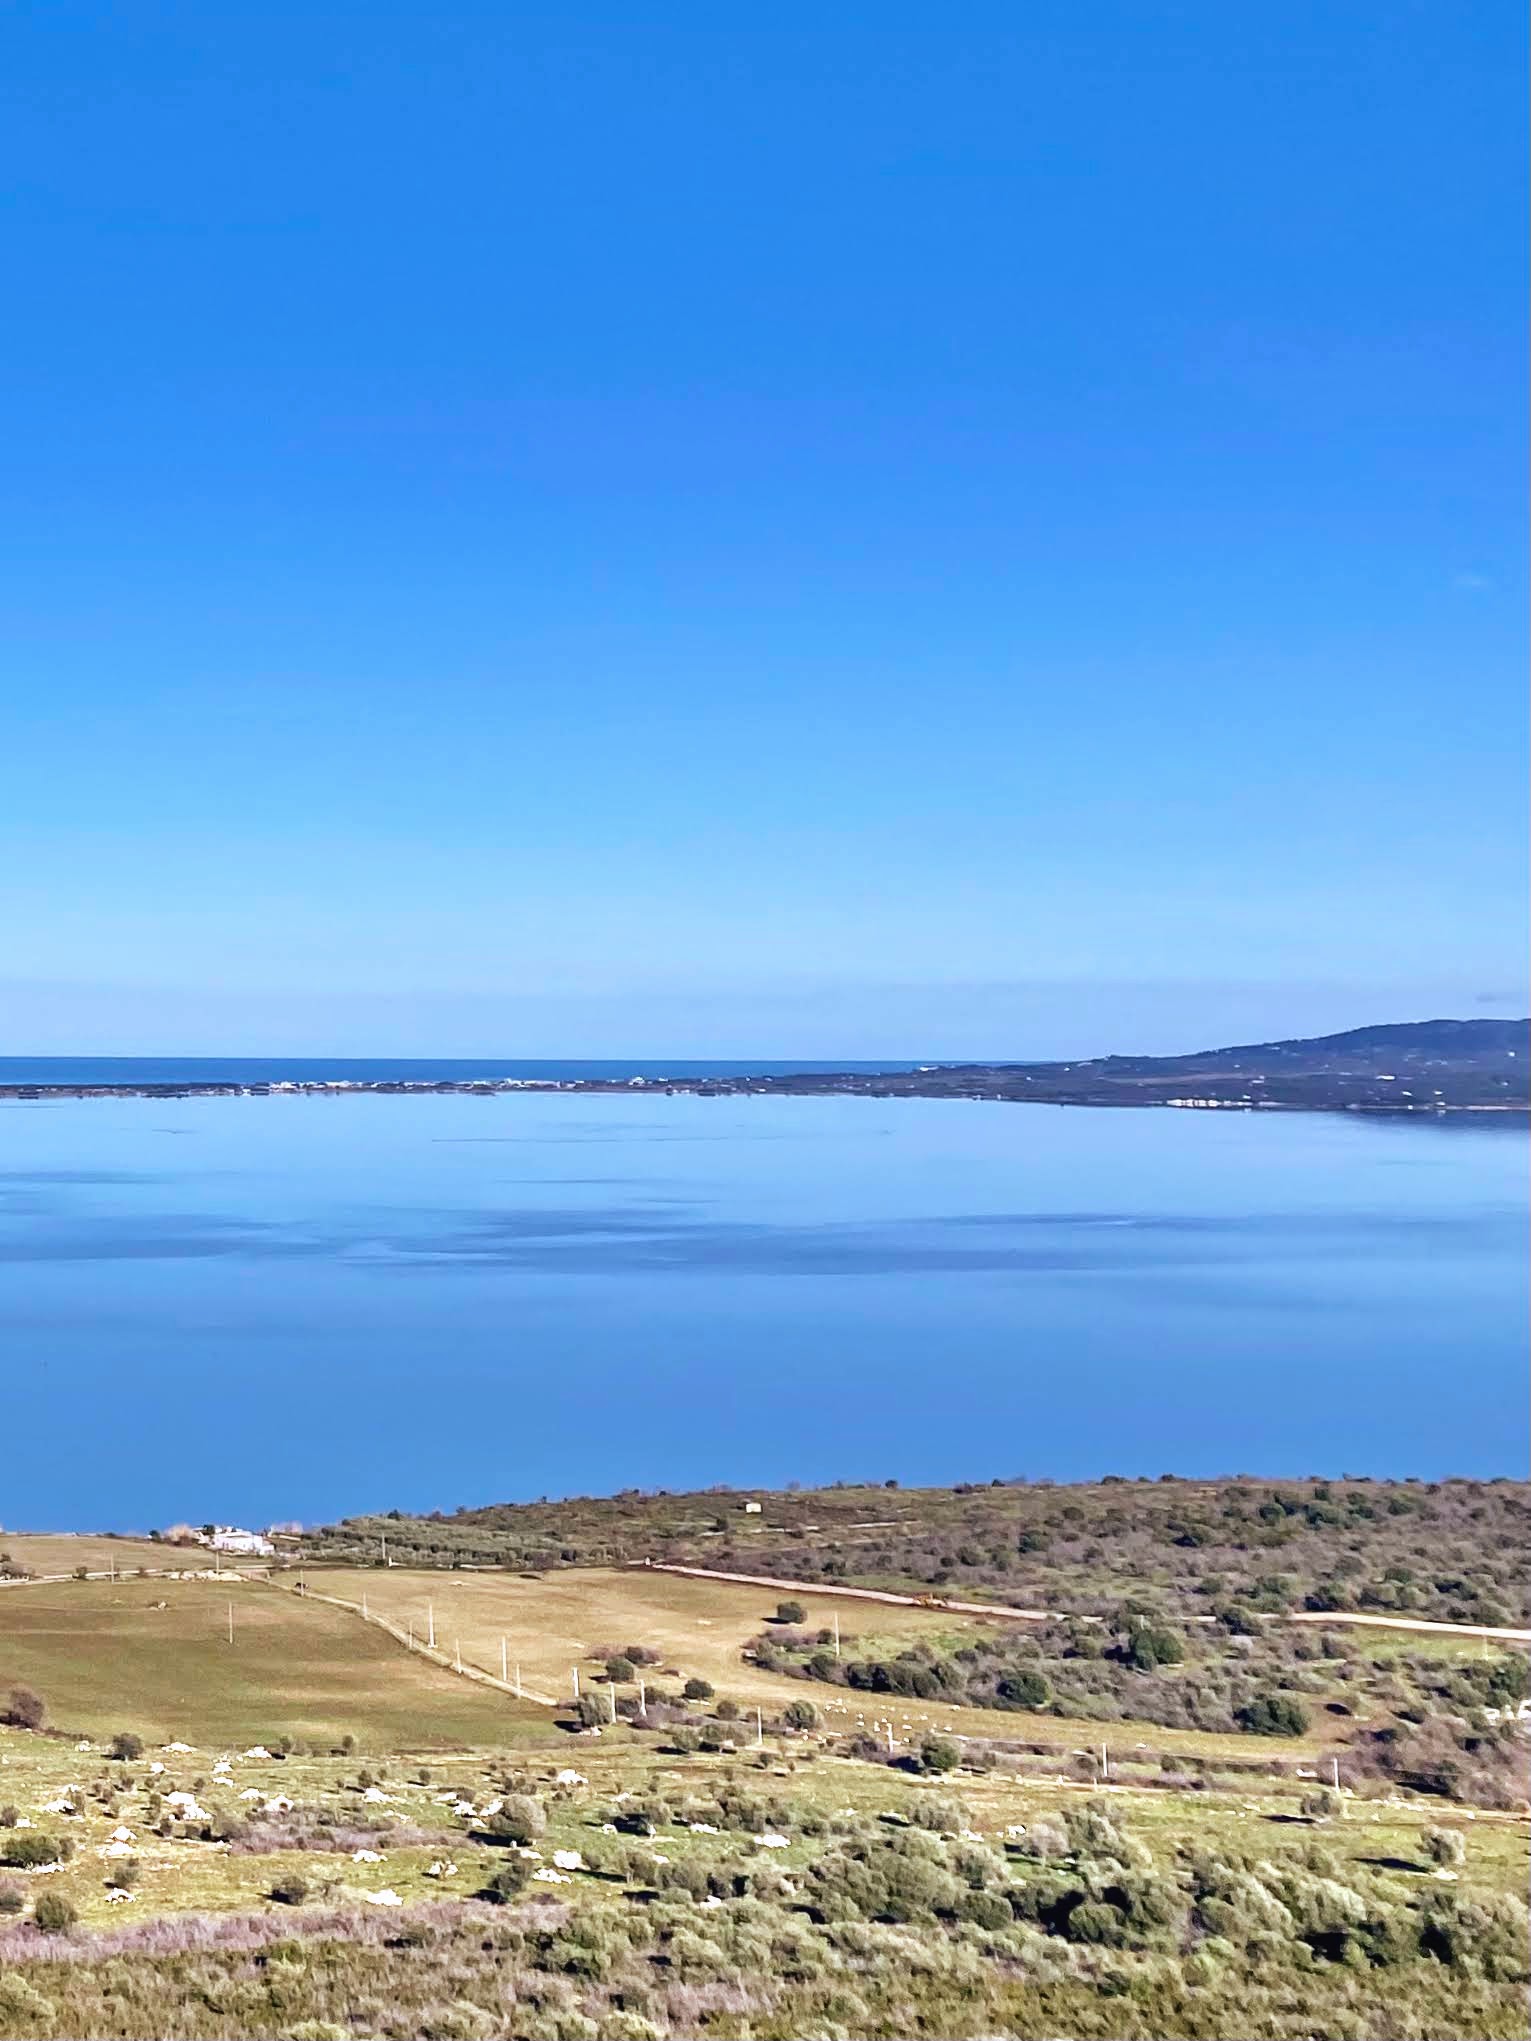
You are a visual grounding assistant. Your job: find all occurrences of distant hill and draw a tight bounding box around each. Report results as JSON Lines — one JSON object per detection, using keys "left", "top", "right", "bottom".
{"left": 1089, "top": 1017, "right": 1529, "bottom": 1079}
{"left": 686, "top": 1017, "right": 1531, "bottom": 1113}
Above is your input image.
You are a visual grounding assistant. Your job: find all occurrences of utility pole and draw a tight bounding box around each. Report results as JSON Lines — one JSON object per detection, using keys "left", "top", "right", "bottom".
{"left": 454, "top": 1639, "right": 462, "bottom": 1673}
{"left": 427, "top": 1602, "right": 436, "bottom": 1651}
{"left": 572, "top": 1666, "right": 581, "bottom": 1701}
{"left": 832, "top": 1612, "right": 840, "bottom": 1658}
{"left": 638, "top": 1678, "right": 646, "bottom": 1716}
{"left": 756, "top": 1707, "right": 765, "bottom": 1747}
{"left": 608, "top": 1684, "right": 617, "bottom": 1723}
{"left": 885, "top": 1720, "right": 894, "bottom": 1756}
{"left": 227, "top": 1602, "right": 234, "bottom": 1645}
{"left": 361, "top": 1589, "right": 368, "bottom": 1620}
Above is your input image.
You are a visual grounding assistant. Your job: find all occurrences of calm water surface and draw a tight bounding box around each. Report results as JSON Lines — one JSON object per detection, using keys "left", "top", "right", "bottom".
{"left": 1, "top": 1089, "right": 1523, "bottom": 1526}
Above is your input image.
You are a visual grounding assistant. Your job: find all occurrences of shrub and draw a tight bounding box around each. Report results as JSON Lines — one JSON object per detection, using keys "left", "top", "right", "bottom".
{"left": 1424, "top": 1827, "right": 1467, "bottom": 1868}
{"left": 682, "top": 1677, "right": 714, "bottom": 1701}
{"left": 0, "top": 1882, "right": 24, "bottom": 1915}
{"left": 270, "top": 1874, "right": 309, "bottom": 1905}
{"left": 484, "top": 1857, "right": 530, "bottom": 1903}
{"left": 485, "top": 1794, "right": 545, "bottom": 1846}
{"left": 1065, "top": 1898, "right": 1126, "bottom": 1945}
{"left": 775, "top": 1601, "right": 807, "bottom": 1625}
{"left": 605, "top": 1656, "right": 636, "bottom": 1685}
{"left": 0, "top": 1973, "right": 56, "bottom": 2026}
{"left": 918, "top": 1737, "right": 960, "bottom": 1774}
{"left": 109, "top": 1731, "right": 145, "bottom": 1761}
{"left": 2, "top": 1833, "right": 65, "bottom": 1870}
{"left": 715, "top": 1699, "right": 740, "bottom": 1721}
{"left": 1123, "top": 1621, "right": 1185, "bottom": 1669}
{"left": 1236, "top": 1693, "right": 1310, "bottom": 1737}
{"left": 31, "top": 1892, "right": 77, "bottom": 1934}
{"left": 907, "top": 1793, "right": 966, "bottom": 1834}
{"left": 783, "top": 1699, "right": 819, "bottom": 1731}
{"left": 995, "top": 1669, "right": 1049, "bottom": 1708}
{"left": 1, "top": 1688, "right": 44, "bottom": 1731}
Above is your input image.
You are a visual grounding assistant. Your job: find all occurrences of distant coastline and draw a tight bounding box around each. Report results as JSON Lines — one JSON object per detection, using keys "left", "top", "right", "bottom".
{"left": 3, "top": 1020, "right": 1525, "bottom": 1116}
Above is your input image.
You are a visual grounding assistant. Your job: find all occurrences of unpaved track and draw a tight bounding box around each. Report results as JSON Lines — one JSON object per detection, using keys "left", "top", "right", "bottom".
{"left": 637, "top": 1561, "right": 1531, "bottom": 1644}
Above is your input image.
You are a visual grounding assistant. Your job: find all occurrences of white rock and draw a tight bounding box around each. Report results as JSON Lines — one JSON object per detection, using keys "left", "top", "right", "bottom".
{"left": 364, "top": 1887, "right": 403, "bottom": 1906}
{"left": 552, "top": 1849, "right": 584, "bottom": 1871}
{"left": 361, "top": 1786, "right": 391, "bottom": 1804}
{"left": 532, "top": 1867, "right": 571, "bottom": 1883}
{"left": 688, "top": 1822, "right": 719, "bottom": 1834}
{"left": 553, "top": 1769, "right": 587, "bottom": 1786}
{"left": 106, "top": 1887, "right": 136, "bottom": 1902}
{"left": 99, "top": 1842, "right": 134, "bottom": 1860}
{"left": 242, "top": 1746, "right": 271, "bottom": 1760}
{"left": 162, "top": 1743, "right": 195, "bottom": 1754}
{"left": 75, "top": 1740, "right": 92, "bottom": 1752}
{"left": 110, "top": 1826, "right": 135, "bottom": 1843}
{"left": 239, "top": 1789, "right": 264, "bottom": 1802}
{"left": 352, "top": 1848, "right": 383, "bottom": 1863}
{"left": 755, "top": 1833, "right": 790, "bottom": 1849}
{"left": 148, "top": 1762, "right": 165, "bottom": 1775}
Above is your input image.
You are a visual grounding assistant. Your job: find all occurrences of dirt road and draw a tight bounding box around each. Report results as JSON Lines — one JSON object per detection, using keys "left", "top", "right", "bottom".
{"left": 636, "top": 1561, "right": 1531, "bottom": 1644}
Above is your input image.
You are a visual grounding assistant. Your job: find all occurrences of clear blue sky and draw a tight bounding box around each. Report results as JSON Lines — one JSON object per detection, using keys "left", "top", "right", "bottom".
{"left": 3, "top": 2, "right": 1525, "bottom": 1057}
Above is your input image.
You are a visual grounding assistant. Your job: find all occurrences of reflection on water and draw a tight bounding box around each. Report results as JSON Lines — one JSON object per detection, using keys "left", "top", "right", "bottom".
{"left": 1, "top": 1092, "right": 1523, "bottom": 1526}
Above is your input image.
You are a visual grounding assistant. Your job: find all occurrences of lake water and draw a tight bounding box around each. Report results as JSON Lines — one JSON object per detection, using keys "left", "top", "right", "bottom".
{"left": 1, "top": 1083, "right": 1524, "bottom": 1529}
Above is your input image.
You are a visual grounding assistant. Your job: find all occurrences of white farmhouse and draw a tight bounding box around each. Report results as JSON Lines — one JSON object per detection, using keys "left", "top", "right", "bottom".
{"left": 206, "top": 1525, "right": 275, "bottom": 1556}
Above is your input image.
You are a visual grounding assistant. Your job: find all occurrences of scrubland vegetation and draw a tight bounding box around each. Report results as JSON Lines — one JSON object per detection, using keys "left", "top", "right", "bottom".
{"left": 0, "top": 1476, "right": 1523, "bottom": 2036}
{"left": 309, "top": 1474, "right": 1530, "bottom": 1628}
{"left": 0, "top": 1714, "right": 1525, "bottom": 2040}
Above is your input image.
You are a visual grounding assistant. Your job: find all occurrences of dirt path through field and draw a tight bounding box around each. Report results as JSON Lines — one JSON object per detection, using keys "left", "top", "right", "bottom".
{"left": 640, "top": 1562, "right": 1531, "bottom": 1644}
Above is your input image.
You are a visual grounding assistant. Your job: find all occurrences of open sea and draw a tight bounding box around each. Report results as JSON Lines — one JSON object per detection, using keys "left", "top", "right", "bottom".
{"left": 1, "top": 1060, "right": 1524, "bottom": 1529}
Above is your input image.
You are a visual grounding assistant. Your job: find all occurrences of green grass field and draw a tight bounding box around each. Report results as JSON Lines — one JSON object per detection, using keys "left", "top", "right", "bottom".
{"left": 0, "top": 1578, "right": 553, "bottom": 1748}
{"left": 303, "top": 1565, "right": 1334, "bottom": 1760}
{"left": 1, "top": 1719, "right": 1523, "bottom": 1938}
